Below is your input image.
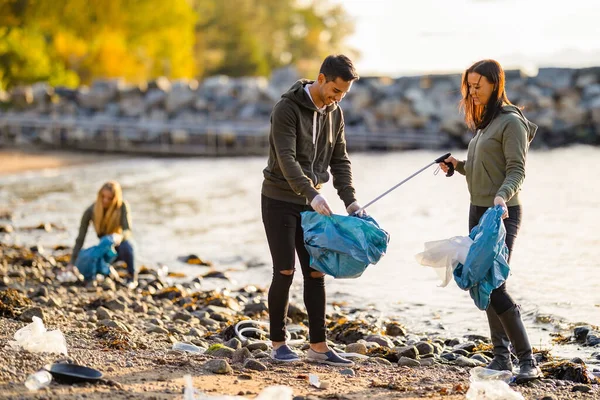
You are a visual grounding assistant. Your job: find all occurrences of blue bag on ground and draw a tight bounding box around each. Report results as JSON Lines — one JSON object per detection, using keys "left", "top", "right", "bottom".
{"left": 301, "top": 212, "right": 390, "bottom": 279}
{"left": 453, "top": 206, "right": 510, "bottom": 310}
{"left": 74, "top": 235, "right": 118, "bottom": 281}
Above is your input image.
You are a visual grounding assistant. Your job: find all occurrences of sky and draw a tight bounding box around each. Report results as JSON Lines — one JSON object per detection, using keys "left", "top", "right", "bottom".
{"left": 331, "top": 0, "right": 600, "bottom": 77}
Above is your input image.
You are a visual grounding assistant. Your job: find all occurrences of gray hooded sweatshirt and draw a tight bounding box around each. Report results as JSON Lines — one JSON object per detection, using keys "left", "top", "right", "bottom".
{"left": 455, "top": 105, "right": 538, "bottom": 207}
{"left": 262, "top": 79, "right": 357, "bottom": 207}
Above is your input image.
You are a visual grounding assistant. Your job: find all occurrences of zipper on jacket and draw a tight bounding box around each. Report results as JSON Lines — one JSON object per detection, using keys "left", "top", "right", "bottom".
{"left": 310, "top": 111, "right": 319, "bottom": 185}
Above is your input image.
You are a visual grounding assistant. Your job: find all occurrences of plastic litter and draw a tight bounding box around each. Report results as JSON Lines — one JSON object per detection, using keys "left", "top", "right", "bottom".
{"left": 9, "top": 316, "right": 68, "bottom": 355}
{"left": 415, "top": 235, "right": 473, "bottom": 286}
{"left": 308, "top": 374, "right": 330, "bottom": 389}
{"left": 234, "top": 320, "right": 304, "bottom": 346}
{"left": 24, "top": 370, "right": 52, "bottom": 391}
{"left": 56, "top": 270, "right": 79, "bottom": 283}
{"left": 173, "top": 342, "right": 206, "bottom": 354}
{"left": 470, "top": 366, "right": 513, "bottom": 383}
{"left": 466, "top": 366, "right": 522, "bottom": 400}
{"left": 453, "top": 206, "right": 511, "bottom": 310}
{"left": 183, "top": 374, "right": 293, "bottom": 400}
{"left": 301, "top": 212, "right": 389, "bottom": 279}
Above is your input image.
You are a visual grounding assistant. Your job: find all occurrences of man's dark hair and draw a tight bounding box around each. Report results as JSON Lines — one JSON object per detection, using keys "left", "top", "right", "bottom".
{"left": 319, "top": 54, "right": 359, "bottom": 82}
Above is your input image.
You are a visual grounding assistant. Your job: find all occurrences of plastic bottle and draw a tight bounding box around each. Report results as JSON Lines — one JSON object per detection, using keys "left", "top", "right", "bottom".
{"left": 469, "top": 366, "right": 513, "bottom": 383}
{"left": 24, "top": 370, "right": 52, "bottom": 391}
{"left": 172, "top": 342, "right": 205, "bottom": 354}
{"left": 183, "top": 374, "right": 197, "bottom": 400}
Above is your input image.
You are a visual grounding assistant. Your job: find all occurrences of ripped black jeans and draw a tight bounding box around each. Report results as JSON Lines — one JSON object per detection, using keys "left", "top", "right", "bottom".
{"left": 261, "top": 194, "right": 326, "bottom": 343}
{"left": 469, "top": 204, "right": 522, "bottom": 314}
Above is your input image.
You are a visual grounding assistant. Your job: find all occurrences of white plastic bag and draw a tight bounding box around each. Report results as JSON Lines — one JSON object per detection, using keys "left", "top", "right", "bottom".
{"left": 466, "top": 367, "right": 522, "bottom": 400}
{"left": 9, "top": 316, "right": 68, "bottom": 355}
{"left": 415, "top": 235, "right": 473, "bottom": 287}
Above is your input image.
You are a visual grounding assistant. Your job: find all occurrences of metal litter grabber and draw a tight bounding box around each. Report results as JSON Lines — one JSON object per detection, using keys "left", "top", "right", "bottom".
{"left": 355, "top": 153, "right": 454, "bottom": 215}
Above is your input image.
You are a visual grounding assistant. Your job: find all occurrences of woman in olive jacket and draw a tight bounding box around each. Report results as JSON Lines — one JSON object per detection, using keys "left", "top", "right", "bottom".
{"left": 440, "top": 59, "right": 541, "bottom": 384}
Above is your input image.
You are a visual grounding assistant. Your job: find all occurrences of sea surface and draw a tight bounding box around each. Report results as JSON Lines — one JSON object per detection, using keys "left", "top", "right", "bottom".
{"left": 1, "top": 145, "right": 599, "bottom": 363}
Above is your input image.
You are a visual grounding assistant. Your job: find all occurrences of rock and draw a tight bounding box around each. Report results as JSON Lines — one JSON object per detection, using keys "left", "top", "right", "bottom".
{"left": 19, "top": 307, "right": 44, "bottom": 322}
{"left": 398, "top": 357, "right": 421, "bottom": 367}
{"left": 207, "top": 346, "right": 235, "bottom": 359}
{"left": 246, "top": 342, "right": 269, "bottom": 352}
{"left": 104, "top": 299, "right": 126, "bottom": 312}
{"left": 232, "top": 348, "right": 252, "bottom": 364}
{"left": 470, "top": 354, "right": 490, "bottom": 364}
{"left": 385, "top": 323, "right": 407, "bottom": 337}
{"left": 187, "top": 327, "right": 206, "bottom": 337}
{"left": 365, "top": 335, "right": 395, "bottom": 348}
{"left": 369, "top": 357, "right": 392, "bottom": 366}
{"left": 243, "top": 359, "right": 267, "bottom": 371}
{"left": 419, "top": 358, "right": 436, "bottom": 367}
{"left": 415, "top": 342, "right": 434, "bottom": 356}
{"left": 0, "top": 224, "right": 13, "bottom": 233}
{"left": 345, "top": 343, "right": 367, "bottom": 355}
{"left": 453, "top": 356, "right": 480, "bottom": 367}
{"left": 574, "top": 326, "right": 590, "bottom": 343}
{"left": 571, "top": 384, "right": 591, "bottom": 393}
{"left": 340, "top": 368, "right": 355, "bottom": 377}
{"left": 244, "top": 301, "right": 268, "bottom": 314}
{"left": 203, "top": 359, "right": 232, "bottom": 374}
{"left": 456, "top": 342, "right": 477, "bottom": 352}
{"left": 539, "top": 395, "right": 557, "bottom": 400}
{"left": 224, "top": 338, "right": 242, "bottom": 350}
{"left": 47, "top": 297, "right": 63, "bottom": 307}
{"left": 395, "top": 345, "right": 419, "bottom": 359}
{"left": 172, "top": 311, "right": 192, "bottom": 321}
{"left": 98, "top": 319, "right": 130, "bottom": 332}
{"left": 146, "top": 324, "right": 169, "bottom": 334}
{"left": 96, "top": 307, "right": 113, "bottom": 320}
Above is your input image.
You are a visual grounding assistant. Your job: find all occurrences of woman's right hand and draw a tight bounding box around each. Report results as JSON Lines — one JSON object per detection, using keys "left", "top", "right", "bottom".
{"left": 439, "top": 156, "right": 458, "bottom": 174}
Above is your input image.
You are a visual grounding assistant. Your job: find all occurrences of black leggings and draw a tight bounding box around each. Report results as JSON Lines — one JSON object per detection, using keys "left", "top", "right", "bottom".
{"left": 261, "top": 195, "right": 326, "bottom": 343}
{"left": 469, "top": 204, "right": 522, "bottom": 314}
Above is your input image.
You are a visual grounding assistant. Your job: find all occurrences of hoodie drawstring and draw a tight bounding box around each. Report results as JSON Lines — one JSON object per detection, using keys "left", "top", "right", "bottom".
{"left": 312, "top": 111, "right": 317, "bottom": 144}
{"left": 328, "top": 112, "right": 332, "bottom": 145}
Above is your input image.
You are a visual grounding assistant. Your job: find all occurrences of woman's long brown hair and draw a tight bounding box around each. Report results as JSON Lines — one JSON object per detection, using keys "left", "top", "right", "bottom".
{"left": 460, "top": 59, "right": 512, "bottom": 131}
{"left": 93, "top": 181, "right": 123, "bottom": 236}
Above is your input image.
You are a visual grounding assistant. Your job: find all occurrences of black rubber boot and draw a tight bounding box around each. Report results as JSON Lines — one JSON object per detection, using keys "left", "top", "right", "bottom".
{"left": 497, "top": 305, "right": 542, "bottom": 383}
{"left": 485, "top": 306, "right": 514, "bottom": 371}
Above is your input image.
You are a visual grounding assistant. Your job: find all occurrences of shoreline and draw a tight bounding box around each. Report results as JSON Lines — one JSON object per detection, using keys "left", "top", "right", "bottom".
{"left": 0, "top": 240, "right": 598, "bottom": 399}
{"left": 0, "top": 148, "right": 123, "bottom": 175}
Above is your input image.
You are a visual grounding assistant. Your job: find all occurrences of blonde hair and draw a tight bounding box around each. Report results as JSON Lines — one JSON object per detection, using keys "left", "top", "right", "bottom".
{"left": 93, "top": 181, "right": 123, "bottom": 236}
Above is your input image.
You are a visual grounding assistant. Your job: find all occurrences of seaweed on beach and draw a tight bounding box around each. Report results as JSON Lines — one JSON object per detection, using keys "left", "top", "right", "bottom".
{"left": 541, "top": 360, "right": 598, "bottom": 384}
{"left": 94, "top": 326, "right": 137, "bottom": 351}
{"left": 328, "top": 317, "right": 379, "bottom": 344}
{"left": 0, "top": 288, "right": 32, "bottom": 318}
{"left": 366, "top": 346, "right": 398, "bottom": 362}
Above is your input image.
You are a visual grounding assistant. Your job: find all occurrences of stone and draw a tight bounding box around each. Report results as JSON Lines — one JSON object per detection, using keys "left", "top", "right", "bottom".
{"left": 395, "top": 345, "right": 419, "bottom": 359}
{"left": 345, "top": 343, "right": 367, "bottom": 355}
{"left": 243, "top": 359, "right": 267, "bottom": 372}
{"left": 398, "top": 357, "right": 421, "bottom": 367}
{"left": 232, "top": 348, "right": 252, "bottom": 364}
{"left": 415, "top": 342, "right": 434, "bottom": 356}
{"left": 96, "top": 307, "right": 113, "bottom": 320}
{"left": 19, "top": 307, "right": 44, "bottom": 322}
{"left": 203, "top": 359, "right": 232, "bottom": 374}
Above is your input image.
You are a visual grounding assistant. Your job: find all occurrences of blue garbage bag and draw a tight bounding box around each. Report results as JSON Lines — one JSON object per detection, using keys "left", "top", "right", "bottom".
{"left": 75, "top": 235, "right": 118, "bottom": 281}
{"left": 453, "top": 206, "right": 510, "bottom": 310}
{"left": 301, "top": 212, "right": 390, "bottom": 279}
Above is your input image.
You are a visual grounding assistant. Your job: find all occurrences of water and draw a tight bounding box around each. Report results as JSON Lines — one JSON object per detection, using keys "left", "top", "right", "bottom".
{"left": 1, "top": 146, "right": 599, "bottom": 362}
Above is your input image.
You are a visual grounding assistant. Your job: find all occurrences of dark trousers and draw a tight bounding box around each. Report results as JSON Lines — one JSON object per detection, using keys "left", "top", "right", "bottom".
{"left": 469, "top": 204, "right": 521, "bottom": 314}
{"left": 261, "top": 194, "right": 326, "bottom": 343}
{"left": 115, "top": 240, "right": 136, "bottom": 277}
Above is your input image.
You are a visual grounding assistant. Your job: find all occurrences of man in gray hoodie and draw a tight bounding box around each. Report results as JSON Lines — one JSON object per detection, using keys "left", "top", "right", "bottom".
{"left": 261, "top": 54, "right": 363, "bottom": 365}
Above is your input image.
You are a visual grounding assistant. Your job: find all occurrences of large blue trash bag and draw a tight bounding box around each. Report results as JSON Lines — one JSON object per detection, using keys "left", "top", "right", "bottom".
{"left": 453, "top": 205, "right": 510, "bottom": 310}
{"left": 301, "top": 212, "right": 390, "bottom": 279}
{"left": 75, "top": 235, "right": 118, "bottom": 281}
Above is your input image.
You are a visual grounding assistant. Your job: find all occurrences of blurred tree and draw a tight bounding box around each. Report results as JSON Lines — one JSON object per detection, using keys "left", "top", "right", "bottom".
{"left": 0, "top": 0, "right": 355, "bottom": 89}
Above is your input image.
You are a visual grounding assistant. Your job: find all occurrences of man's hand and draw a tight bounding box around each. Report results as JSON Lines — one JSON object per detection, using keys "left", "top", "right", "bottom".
{"left": 346, "top": 201, "right": 367, "bottom": 217}
{"left": 494, "top": 196, "right": 509, "bottom": 219}
{"left": 311, "top": 194, "right": 333, "bottom": 216}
